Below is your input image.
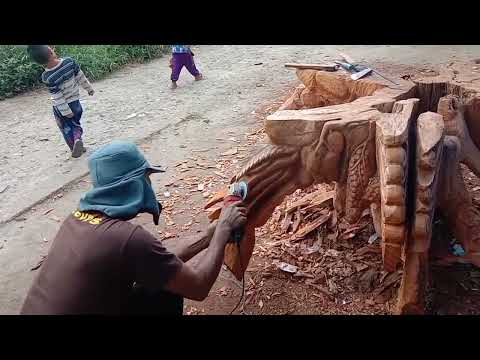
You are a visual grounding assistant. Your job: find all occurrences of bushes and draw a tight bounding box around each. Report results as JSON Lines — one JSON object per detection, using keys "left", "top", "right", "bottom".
{"left": 0, "top": 46, "right": 42, "bottom": 99}
{"left": 0, "top": 45, "right": 169, "bottom": 99}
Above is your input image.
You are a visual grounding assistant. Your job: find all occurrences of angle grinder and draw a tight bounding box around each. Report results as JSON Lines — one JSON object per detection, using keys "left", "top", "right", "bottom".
{"left": 223, "top": 181, "right": 248, "bottom": 243}
{"left": 224, "top": 181, "right": 248, "bottom": 315}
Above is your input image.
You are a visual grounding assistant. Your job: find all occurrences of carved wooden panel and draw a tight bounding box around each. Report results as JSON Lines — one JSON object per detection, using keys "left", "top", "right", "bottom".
{"left": 397, "top": 112, "right": 444, "bottom": 314}
{"left": 375, "top": 99, "right": 419, "bottom": 271}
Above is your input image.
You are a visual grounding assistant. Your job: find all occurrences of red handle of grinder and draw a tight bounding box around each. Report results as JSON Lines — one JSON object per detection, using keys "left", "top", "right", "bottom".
{"left": 223, "top": 195, "right": 242, "bottom": 205}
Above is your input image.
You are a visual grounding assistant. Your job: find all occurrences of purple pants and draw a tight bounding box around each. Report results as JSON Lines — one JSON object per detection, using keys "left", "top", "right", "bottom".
{"left": 53, "top": 100, "right": 83, "bottom": 151}
{"left": 170, "top": 52, "right": 200, "bottom": 81}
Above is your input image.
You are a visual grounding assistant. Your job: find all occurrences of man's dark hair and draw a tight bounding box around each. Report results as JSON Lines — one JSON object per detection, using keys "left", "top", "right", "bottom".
{"left": 27, "top": 45, "right": 50, "bottom": 65}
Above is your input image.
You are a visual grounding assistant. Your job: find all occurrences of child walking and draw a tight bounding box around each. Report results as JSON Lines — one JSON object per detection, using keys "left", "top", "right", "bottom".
{"left": 169, "top": 45, "right": 203, "bottom": 89}
{"left": 27, "top": 45, "right": 94, "bottom": 158}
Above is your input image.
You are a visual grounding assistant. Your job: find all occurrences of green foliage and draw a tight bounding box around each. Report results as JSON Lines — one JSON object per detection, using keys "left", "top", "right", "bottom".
{"left": 0, "top": 45, "right": 169, "bottom": 99}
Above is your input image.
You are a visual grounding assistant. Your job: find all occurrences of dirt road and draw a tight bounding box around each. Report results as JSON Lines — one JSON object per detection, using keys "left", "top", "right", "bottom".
{"left": 1, "top": 45, "right": 480, "bottom": 314}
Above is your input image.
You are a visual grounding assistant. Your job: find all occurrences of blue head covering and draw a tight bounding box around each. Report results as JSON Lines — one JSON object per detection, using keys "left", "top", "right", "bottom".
{"left": 78, "top": 141, "right": 165, "bottom": 225}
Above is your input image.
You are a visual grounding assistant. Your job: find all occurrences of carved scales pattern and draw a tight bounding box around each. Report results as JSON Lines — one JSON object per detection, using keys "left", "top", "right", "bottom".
{"left": 234, "top": 145, "right": 299, "bottom": 182}
{"left": 345, "top": 140, "right": 372, "bottom": 222}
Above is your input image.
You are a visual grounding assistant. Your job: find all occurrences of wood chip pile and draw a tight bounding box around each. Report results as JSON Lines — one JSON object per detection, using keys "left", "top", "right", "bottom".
{"left": 252, "top": 184, "right": 403, "bottom": 306}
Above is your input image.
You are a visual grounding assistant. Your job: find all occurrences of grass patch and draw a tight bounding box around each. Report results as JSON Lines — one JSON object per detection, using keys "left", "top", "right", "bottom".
{"left": 0, "top": 45, "right": 170, "bottom": 99}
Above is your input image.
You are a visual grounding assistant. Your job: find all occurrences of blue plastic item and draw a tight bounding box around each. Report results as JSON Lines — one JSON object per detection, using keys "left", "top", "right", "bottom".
{"left": 452, "top": 244, "right": 466, "bottom": 257}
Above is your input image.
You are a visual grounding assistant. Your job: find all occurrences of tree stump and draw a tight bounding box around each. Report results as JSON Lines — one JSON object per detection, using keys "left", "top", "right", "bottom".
{"left": 205, "top": 63, "right": 480, "bottom": 314}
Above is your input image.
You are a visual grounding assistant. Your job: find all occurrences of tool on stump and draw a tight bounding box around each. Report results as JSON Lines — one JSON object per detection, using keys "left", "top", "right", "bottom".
{"left": 336, "top": 51, "right": 400, "bottom": 85}
{"left": 334, "top": 61, "right": 366, "bottom": 72}
{"left": 351, "top": 67, "right": 373, "bottom": 80}
{"left": 370, "top": 68, "right": 399, "bottom": 85}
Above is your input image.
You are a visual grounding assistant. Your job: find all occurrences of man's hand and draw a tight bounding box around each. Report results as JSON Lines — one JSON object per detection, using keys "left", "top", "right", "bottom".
{"left": 88, "top": 89, "right": 95, "bottom": 96}
{"left": 65, "top": 113, "right": 74, "bottom": 118}
{"left": 165, "top": 203, "right": 247, "bottom": 301}
{"left": 217, "top": 202, "right": 247, "bottom": 235}
{"left": 169, "top": 57, "right": 174, "bottom": 69}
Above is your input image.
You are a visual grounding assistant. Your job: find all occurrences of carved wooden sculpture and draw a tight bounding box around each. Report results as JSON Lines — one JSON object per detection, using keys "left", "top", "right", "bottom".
{"left": 205, "top": 64, "right": 480, "bottom": 314}
{"left": 397, "top": 112, "right": 444, "bottom": 314}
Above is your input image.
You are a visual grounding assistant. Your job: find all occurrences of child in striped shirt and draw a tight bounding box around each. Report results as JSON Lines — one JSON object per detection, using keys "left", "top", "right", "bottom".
{"left": 27, "top": 45, "right": 95, "bottom": 158}
{"left": 169, "top": 45, "right": 203, "bottom": 89}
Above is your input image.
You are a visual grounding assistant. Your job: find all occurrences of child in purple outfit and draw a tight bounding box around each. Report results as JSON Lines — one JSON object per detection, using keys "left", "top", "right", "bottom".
{"left": 169, "top": 45, "right": 203, "bottom": 89}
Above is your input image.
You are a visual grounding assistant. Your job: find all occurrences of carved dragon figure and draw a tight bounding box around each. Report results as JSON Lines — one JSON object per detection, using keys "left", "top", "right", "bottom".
{"left": 205, "top": 65, "right": 480, "bottom": 314}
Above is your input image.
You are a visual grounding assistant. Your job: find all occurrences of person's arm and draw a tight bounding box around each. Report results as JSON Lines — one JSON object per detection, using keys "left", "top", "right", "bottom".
{"left": 169, "top": 220, "right": 218, "bottom": 262}
{"left": 164, "top": 202, "right": 246, "bottom": 301}
{"left": 73, "top": 61, "right": 94, "bottom": 95}
{"left": 124, "top": 202, "right": 245, "bottom": 302}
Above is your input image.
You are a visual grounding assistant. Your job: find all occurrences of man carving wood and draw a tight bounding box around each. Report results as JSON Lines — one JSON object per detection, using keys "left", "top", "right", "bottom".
{"left": 21, "top": 141, "right": 246, "bottom": 315}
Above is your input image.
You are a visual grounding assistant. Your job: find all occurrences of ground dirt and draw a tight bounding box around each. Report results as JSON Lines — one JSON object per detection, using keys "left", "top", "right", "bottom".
{"left": 2, "top": 45, "right": 480, "bottom": 315}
